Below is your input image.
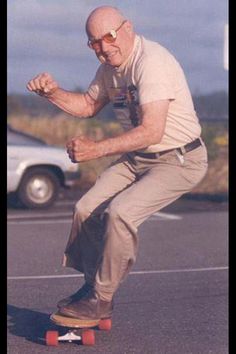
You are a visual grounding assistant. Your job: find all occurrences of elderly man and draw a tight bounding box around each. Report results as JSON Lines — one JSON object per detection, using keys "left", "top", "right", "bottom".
{"left": 27, "top": 6, "right": 208, "bottom": 324}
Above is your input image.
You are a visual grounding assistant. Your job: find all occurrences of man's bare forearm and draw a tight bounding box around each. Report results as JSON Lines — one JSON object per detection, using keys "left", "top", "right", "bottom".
{"left": 47, "top": 88, "right": 93, "bottom": 118}
{"left": 97, "top": 125, "right": 161, "bottom": 157}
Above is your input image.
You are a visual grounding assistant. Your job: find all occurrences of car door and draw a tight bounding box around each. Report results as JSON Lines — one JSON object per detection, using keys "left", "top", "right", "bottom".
{"left": 7, "top": 143, "right": 22, "bottom": 192}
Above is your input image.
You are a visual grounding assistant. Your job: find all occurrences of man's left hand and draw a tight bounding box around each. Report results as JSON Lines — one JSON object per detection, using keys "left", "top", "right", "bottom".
{"left": 66, "top": 135, "right": 102, "bottom": 162}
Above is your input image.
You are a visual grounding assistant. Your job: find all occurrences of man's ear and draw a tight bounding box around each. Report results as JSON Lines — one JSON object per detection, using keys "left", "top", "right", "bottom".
{"left": 124, "top": 20, "right": 134, "bottom": 35}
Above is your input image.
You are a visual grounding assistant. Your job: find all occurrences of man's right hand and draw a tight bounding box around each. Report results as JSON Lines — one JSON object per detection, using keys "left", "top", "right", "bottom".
{"left": 26, "top": 72, "right": 59, "bottom": 97}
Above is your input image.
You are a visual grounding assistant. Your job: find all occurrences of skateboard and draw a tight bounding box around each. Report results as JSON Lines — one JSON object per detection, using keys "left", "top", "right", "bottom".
{"left": 45, "top": 311, "right": 112, "bottom": 346}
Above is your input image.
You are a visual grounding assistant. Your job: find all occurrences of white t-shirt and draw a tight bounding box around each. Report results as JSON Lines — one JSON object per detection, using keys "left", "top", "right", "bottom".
{"left": 87, "top": 35, "right": 201, "bottom": 153}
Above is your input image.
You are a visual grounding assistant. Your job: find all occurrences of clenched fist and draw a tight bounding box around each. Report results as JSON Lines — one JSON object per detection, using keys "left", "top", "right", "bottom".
{"left": 66, "top": 135, "right": 104, "bottom": 162}
{"left": 26, "top": 72, "right": 59, "bottom": 96}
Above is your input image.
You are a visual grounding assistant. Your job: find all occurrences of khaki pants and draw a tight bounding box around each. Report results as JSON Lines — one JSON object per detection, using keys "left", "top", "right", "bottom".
{"left": 63, "top": 144, "right": 208, "bottom": 301}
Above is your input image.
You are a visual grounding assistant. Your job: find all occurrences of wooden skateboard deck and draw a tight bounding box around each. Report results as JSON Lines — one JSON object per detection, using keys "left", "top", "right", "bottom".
{"left": 45, "top": 311, "right": 112, "bottom": 346}
{"left": 50, "top": 311, "right": 100, "bottom": 328}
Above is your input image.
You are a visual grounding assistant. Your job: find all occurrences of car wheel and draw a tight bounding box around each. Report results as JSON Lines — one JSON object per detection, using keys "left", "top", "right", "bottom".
{"left": 17, "top": 167, "right": 60, "bottom": 209}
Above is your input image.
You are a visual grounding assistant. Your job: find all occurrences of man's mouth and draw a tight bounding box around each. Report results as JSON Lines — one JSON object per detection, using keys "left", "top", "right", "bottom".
{"left": 104, "top": 52, "right": 117, "bottom": 60}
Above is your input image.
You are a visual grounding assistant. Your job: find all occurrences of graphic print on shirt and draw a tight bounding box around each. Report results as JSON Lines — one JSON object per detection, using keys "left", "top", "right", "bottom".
{"left": 109, "top": 85, "right": 140, "bottom": 127}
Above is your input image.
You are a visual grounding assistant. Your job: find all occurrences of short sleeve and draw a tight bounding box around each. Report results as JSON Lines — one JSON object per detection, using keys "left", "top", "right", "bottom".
{"left": 87, "top": 65, "right": 109, "bottom": 101}
{"left": 135, "top": 54, "right": 176, "bottom": 105}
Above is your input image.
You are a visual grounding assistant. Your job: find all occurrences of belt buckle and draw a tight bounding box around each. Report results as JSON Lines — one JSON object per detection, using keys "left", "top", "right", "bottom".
{"left": 179, "top": 146, "right": 186, "bottom": 155}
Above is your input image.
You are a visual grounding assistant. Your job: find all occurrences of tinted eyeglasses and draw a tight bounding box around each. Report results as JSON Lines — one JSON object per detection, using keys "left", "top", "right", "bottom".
{"left": 87, "top": 20, "right": 127, "bottom": 49}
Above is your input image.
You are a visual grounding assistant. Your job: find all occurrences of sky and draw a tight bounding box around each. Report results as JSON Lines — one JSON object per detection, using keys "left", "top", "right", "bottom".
{"left": 7, "top": 0, "right": 228, "bottom": 95}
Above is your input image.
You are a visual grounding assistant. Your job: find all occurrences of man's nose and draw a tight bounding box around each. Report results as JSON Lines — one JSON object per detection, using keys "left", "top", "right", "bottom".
{"left": 100, "top": 39, "right": 111, "bottom": 52}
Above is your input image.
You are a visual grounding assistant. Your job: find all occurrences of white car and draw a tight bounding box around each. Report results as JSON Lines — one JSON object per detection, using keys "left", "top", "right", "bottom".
{"left": 7, "top": 125, "right": 80, "bottom": 209}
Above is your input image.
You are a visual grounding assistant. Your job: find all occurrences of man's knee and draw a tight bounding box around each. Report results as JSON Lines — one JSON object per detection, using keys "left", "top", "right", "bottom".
{"left": 107, "top": 199, "right": 130, "bottom": 221}
{"left": 74, "top": 193, "right": 109, "bottom": 222}
{"left": 106, "top": 199, "right": 138, "bottom": 238}
{"left": 74, "top": 196, "right": 94, "bottom": 220}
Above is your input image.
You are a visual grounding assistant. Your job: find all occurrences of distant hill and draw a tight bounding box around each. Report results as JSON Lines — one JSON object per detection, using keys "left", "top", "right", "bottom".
{"left": 193, "top": 91, "right": 228, "bottom": 120}
{"left": 7, "top": 90, "right": 228, "bottom": 121}
{"left": 7, "top": 94, "right": 62, "bottom": 117}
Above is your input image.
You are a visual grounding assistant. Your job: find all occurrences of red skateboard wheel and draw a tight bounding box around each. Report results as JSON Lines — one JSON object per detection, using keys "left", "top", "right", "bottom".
{"left": 81, "top": 329, "right": 95, "bottom": 346}
{"left": 45, "top": 330, "right": 59, "bottom": 346}
{"left": 99, "top": 318, "right": 112, "bottom": 331}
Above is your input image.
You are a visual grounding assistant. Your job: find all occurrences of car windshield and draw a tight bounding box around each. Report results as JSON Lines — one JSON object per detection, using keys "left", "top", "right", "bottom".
{"left": 7, "top": 126, "right": 47, "bottom": 146}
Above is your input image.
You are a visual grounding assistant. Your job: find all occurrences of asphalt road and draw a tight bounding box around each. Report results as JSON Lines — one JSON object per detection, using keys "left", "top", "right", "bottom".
{"left": 7, "top": 194, "right": 228, "bottom": 354}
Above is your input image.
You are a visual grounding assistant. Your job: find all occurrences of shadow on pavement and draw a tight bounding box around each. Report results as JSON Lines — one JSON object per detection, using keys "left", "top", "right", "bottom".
{"left": 7, "top": 193, "right": 25, "bottom": 209}
{"left": 7, "top": 304, "right": 55, "bottom": 345}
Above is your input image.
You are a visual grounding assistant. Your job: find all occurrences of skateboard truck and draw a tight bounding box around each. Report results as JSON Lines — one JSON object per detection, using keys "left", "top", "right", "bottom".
{"left": 46, "top": 328, "right": 95, "bottom": 346}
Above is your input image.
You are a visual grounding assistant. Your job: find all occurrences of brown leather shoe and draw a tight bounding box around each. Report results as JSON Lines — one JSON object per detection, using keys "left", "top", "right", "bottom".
{"left": 57, "top": 283, "right": 93, "bottom": 309}
{"left": 58, "top": 289, "right": 113, "bottom": 320}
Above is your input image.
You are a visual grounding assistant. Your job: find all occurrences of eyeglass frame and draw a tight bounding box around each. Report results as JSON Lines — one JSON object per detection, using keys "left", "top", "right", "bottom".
{"left": 87, "top": 20, "right": 127, "bottom": 49}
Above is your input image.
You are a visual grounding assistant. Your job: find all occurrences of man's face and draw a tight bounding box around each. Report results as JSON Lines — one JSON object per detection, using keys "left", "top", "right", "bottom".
{"left": 87, "top": 20, "right": 134, "bottom": 67}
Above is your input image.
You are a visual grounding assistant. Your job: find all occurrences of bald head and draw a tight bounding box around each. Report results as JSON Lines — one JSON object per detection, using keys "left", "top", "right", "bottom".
{"left": 86, "top": 6, "right": 126, "bottom": 34}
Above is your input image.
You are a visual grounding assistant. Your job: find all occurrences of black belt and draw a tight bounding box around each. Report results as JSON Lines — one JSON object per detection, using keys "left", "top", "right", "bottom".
{"left": 134, "top": 138, "right": 202, "bottom": 159}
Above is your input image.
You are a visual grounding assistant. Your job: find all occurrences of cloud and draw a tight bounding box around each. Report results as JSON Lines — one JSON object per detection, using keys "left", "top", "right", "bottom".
{"left": 8, "top": 0, "right": 89, "bottom": 30}
{"left": 7, "top": 0, "right": 94, "bottom": 60}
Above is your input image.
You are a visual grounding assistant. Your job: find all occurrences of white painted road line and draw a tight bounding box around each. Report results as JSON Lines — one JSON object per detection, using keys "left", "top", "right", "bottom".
{"left": 7, "top": 212, "right": 73, "bottom": 220}
{"left": 8, "top": 219, "right": 72, "bottom": 225}
{"left": 151, "top": 212, "right": 182, "bottom": 220}
{"left": 7, "top": 266, "right": 228, "bottom": 280}
{"left": 7, "top": 211, "right": 182, "bottom": 225}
